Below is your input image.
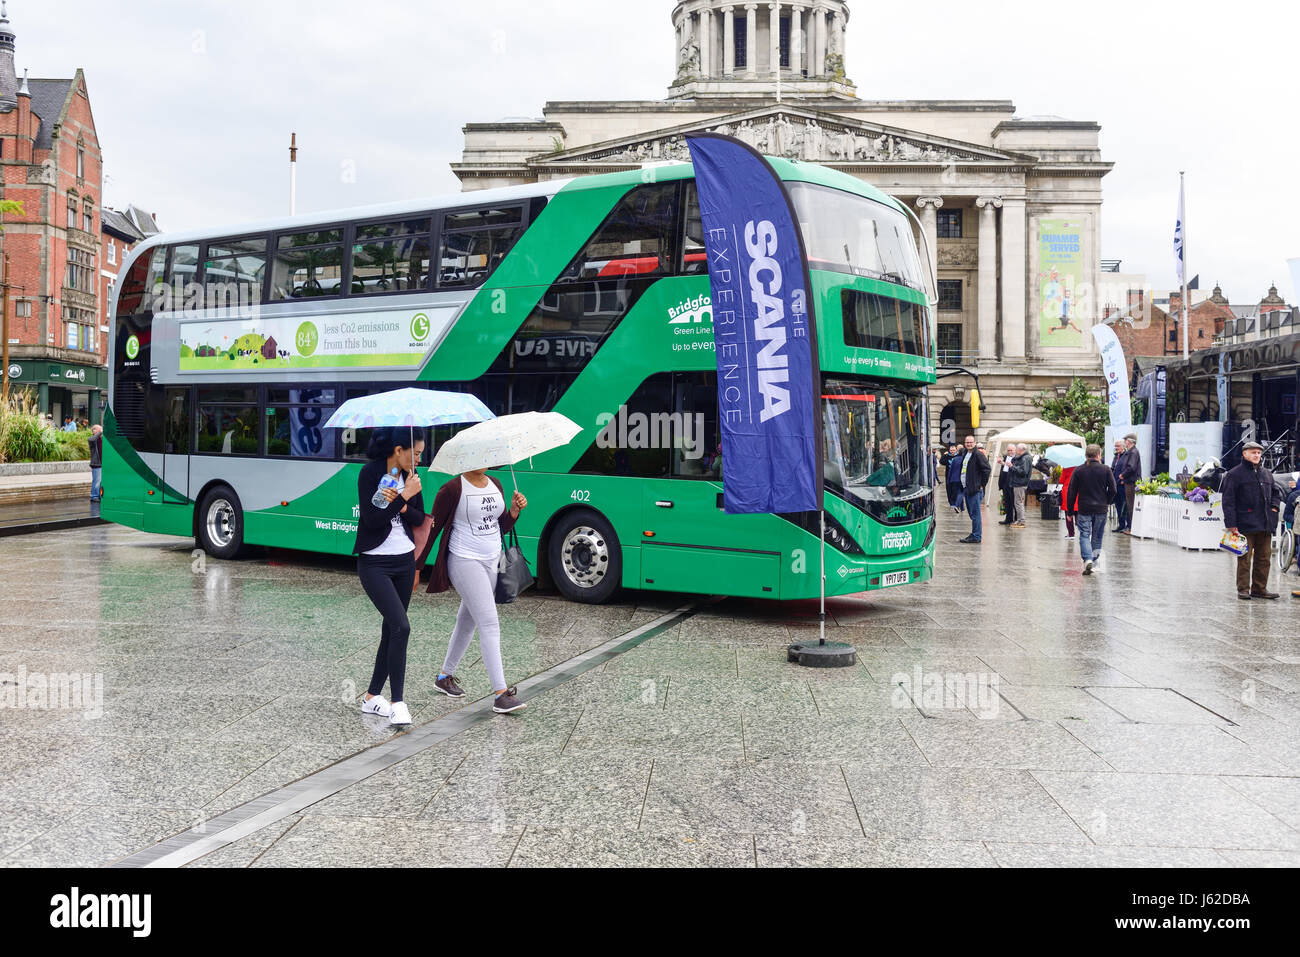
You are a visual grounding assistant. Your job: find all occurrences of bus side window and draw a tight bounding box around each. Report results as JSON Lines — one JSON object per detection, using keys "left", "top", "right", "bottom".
{"left": 682, "top": 184, "right": 708, "bottom": 275}
{"left": 203, "top": 237, "right": 267, "bottom": 310}
{"left": 571, "top": 373, "right": 673, "bottom": 478}
{"left": 562, "top": 183, "right": 680, "bottom": 283}
{"left": 272, "top": 229, "right": 345, "bottom": 301}
{"left": 438, "top": 207, "right": 525, "bottom": 289}
{"left": 168, "top": 244, "right": 201, "bottom": 303}
{"left": 672, "top": 371, "right": 721, "bottom": 479}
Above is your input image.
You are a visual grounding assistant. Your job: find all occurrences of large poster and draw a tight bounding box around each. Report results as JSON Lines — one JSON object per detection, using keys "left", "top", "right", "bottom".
{"left": 1037, "top": 219, "right": 1086, "bottom": 349}
{"left": 177, "top": 306, "right": 458, "bottom": 373}
{"left": 1168, "top": 422, "right": 1223, "bottom": 482}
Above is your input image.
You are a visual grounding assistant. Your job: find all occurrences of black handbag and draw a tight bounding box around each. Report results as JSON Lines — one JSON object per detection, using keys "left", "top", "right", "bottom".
{"left": 494, "top": 529, "right": 534, "bottom": 604}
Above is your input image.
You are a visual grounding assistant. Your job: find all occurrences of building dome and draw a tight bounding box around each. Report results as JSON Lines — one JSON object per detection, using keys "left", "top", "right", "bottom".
{"left": 669, "top": 0, "right": 854, "bottom": 99}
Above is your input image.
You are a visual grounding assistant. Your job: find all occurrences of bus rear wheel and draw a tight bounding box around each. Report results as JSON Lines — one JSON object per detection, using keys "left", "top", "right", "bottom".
{"left": 197, "top": 485, "right": 246, "bottom": 560}
{"left": 548, "top": 509, "right": 620, "bottom": 605}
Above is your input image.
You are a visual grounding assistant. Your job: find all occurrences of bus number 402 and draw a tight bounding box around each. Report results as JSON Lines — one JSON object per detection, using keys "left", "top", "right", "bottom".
{"left": 571, "top": 490, "right": 592, "bottom": 502}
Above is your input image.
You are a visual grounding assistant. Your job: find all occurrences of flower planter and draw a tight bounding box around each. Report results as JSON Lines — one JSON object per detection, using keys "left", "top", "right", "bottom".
{"left": 1129, "top": 495, "right": 1159, "bottom": 539}
{"left": 1177, "top": 495, "right": 1225, "bottom": 550}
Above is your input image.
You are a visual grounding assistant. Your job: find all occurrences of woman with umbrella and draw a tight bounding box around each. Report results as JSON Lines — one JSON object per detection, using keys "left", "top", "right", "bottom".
{"left": 419, "top": 411, "right": 581, "bottom": 716}
{"left": 354, "top": 428, "right": 425, "bottom": 727}
{"left": 325, "top": 388, "right": 495, "bottom": 727}
{"left": 421, "top": 467, "right": 529, "bottom": 715}
{"left": 1045, "top": 445, "right": 1086, "bottom": 541}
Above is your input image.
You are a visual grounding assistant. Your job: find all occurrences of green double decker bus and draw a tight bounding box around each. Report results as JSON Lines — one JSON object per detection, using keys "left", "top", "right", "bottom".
{"left": 104, "top": 159, "right": 936, "bottom": 604}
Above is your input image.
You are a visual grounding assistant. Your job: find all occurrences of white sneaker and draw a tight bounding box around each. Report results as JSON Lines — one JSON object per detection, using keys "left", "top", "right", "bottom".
{"left": 361, "top": 694, "right": 391, "bottom": 717}
{"left": 389, "top": 701, "right": 412, "bottom": 726}
{"left": 1093, "top": 553, "right": 1103, "bottom": 573}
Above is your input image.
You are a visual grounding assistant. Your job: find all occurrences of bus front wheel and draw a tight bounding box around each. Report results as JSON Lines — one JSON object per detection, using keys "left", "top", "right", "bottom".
{"left": 197, "top": 485, "right": 246, "bottom": 560}
{"left": 548, "top": 509, "right": 620, "bottom": 605}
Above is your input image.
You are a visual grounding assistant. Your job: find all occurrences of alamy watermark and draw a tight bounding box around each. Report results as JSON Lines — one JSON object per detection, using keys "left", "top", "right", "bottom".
{"left": 0, "top": 666, "right": 103, "bottom": 720}
{"left": 891, "top": 666, "right": 1000, "bottom": 718}
{"left": 596, "top": 405, "right": 707, "bottom": 460}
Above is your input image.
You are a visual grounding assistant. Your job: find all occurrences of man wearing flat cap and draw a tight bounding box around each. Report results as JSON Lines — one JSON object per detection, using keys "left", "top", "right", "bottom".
{"left": 1220, "top": 441, "right": 1283, "bottom": 600}
{"left": 1119, "top": 433, "right": 1142, "bottom": 534}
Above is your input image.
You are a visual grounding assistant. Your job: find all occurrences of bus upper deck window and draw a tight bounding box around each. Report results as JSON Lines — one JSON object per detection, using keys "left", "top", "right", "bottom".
{"left": 272, "top": 229, "right": 344, "bottom": 300}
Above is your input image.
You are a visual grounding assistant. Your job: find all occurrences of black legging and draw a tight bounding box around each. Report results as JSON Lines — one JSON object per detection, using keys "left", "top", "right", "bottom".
{"left": 358, "top": 553, "right": 415, "bottom": 703}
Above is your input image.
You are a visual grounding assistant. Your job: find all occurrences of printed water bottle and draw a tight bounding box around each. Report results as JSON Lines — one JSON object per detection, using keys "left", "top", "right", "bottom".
{"left": 371, "top": 468, "right": 401, "bottom": 508}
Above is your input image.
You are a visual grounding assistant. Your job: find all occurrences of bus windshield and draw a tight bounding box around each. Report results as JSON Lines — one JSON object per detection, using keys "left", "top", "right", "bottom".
{"left": 790, "top": 183, "right": 925, "bottom": 292}
{"left": 822, "top": 380, "right": 927, "bottom": 504}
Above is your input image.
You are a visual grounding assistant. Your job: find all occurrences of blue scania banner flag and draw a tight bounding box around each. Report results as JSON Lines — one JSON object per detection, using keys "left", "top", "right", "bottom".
{"left": 686, "top": 133, "right": 822, "bottom": 515}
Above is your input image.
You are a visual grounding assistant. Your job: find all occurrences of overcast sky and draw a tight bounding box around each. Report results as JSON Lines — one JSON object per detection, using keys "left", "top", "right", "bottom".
{"left": 14, "top": 0, "right": 1300, "bottom": 303}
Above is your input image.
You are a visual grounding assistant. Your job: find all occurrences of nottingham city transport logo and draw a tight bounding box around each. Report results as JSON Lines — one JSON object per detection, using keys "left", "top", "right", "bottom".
{"left": 410, "top": 313, "right": 431, "bottom": 343}
{"left": 881, "top": 530, "right": 914, "bottom": 551}
{"left": 124, "top": 335, "right": 140, "bottom": 360}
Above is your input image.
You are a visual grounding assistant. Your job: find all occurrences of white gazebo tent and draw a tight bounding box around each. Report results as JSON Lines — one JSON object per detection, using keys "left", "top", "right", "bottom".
{"left": 986, "top": 417, "right": 1088, "bottom": 485}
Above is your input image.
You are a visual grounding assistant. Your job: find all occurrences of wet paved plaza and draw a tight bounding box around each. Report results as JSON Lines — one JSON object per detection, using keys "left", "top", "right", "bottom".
{"left": 2, "top": 508, "right": 1299, "bottom": 868}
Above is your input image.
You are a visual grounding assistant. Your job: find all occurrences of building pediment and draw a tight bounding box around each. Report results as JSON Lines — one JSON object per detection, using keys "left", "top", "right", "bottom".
{"left": 533, "top": 106, "right": 1033, "bottom": 168}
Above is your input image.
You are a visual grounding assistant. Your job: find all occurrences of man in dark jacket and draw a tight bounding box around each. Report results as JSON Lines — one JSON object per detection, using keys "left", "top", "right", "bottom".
{"left": 1221, "top": 441, "right": 1282, "bottom": 600}
{"left": 997, "top": 449, "right": 1015, "bottom": 525}
{"left": 958, "top": 435, "right": 991, "bottom": 544}
{"left": 943, "top": 444, "right": 965, "bottom": 513}
{"left": 1118, "top": 433, "right": 1142, "bottom": 533}
{"left": 1110, "top": 439, "right": 1129, "bottom": 531}
{"left": 1066, "top": 444, "right": 1117, "bottom": 576}
{"left": 1009, "top": 445, "right": 1032, "bottom": 528}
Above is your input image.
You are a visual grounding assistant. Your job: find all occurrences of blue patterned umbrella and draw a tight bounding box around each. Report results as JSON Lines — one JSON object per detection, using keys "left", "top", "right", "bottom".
{"left": 324, "top": 388, "right": 494, "bottom": 466}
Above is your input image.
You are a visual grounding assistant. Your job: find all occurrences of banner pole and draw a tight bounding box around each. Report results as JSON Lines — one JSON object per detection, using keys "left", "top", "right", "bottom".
{"left": 819, "top": 509, "right": 826, "bottom": 646}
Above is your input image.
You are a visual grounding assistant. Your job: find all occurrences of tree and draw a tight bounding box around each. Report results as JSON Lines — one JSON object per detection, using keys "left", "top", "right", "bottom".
{"left": 1031, "top": 377, "right": 1109, "bottom": 447}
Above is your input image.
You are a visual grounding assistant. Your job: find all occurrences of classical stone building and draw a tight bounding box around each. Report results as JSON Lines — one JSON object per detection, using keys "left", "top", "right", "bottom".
{"left": 455, "top": 0, "right": 1115, "bottom": 439}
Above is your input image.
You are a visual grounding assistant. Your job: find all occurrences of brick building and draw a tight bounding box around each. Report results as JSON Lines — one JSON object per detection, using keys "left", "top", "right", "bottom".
{"left": 0, "top": 2, "right": 108, "bottom": 425}
{"left": 1106, "top": 284, "right": 1233, "bottom": 358}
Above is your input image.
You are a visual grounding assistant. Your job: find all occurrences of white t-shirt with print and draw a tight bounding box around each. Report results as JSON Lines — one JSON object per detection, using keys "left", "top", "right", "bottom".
{"left": 449, "top": 476, "right": 505, "bottom": 562}
{"left": 364, "top": 473, "right": 415, "bottom": 557}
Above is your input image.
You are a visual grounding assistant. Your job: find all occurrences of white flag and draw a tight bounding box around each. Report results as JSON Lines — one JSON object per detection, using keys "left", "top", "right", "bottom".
{"left": 1174, "top": 180, "right": 1185, "bottom": 285}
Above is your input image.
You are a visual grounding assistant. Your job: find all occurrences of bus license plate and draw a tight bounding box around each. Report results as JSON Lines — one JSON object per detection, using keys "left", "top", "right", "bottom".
{"left": 882, "top": 571, "right": 910, "bottom": 588}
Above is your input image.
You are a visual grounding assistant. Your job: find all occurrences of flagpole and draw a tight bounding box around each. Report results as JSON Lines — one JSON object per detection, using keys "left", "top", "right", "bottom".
{"left": 1181, "top": 171, "right": 1189, "bottom": 360}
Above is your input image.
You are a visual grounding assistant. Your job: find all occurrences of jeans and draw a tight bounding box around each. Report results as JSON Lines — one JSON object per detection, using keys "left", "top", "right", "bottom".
{"left": 966, "top": 490, "right": 984, "bottom": 541}
{"left": 1077, "top": 513, "right": 1107, "bottom": 562}
{"left": 90, "top": 467, "right": 101, "bottom": 501}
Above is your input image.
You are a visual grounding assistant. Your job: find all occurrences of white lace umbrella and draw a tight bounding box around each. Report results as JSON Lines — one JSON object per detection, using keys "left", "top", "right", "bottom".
{"left": 430, "top": 411, "right": 582, "bottom": 493}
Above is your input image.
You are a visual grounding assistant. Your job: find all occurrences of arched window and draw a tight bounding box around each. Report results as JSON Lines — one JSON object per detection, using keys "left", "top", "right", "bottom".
{"left": 77, "top": 135, "right": 86, "bottom": 181}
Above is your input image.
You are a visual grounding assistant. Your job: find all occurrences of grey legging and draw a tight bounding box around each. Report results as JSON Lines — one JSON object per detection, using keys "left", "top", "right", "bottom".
{"left": 442, "top": 553, "right": 506, "bottom": 691}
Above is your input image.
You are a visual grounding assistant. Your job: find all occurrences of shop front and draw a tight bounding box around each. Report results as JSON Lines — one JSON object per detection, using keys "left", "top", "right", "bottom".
{"left": 1157, "top": 333, "right": 1300, "bottom": 473}
{"left": 4, "top": 359, "right": 109, "bottom": 428}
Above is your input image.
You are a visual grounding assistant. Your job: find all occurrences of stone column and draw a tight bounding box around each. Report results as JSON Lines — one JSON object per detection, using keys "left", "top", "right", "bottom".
{"left": 745, "top": 4, "right": 758, "bottom": 77}
{"left": 791, "top": 5, "right": 803, "bottom": 74}
{"left": 702, "top": 7, "right": 712, "bottom": 75}
{"left": 723, "top": 6, "right": 736, "bottom": 76}
{"left": 976, "top": 197, "right": 1002, "bottom": 361}
{"left": 769, "top": 3, "right": 781, "bottom": 77}
{"left": 916, "top": 197, "right": 943, "bottom": 296}
{"left": 1000, "top": 198, "right": 1027, "bottom": 359}
{"left": 813, "top": 5, "right": 825, "bottom": 75}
